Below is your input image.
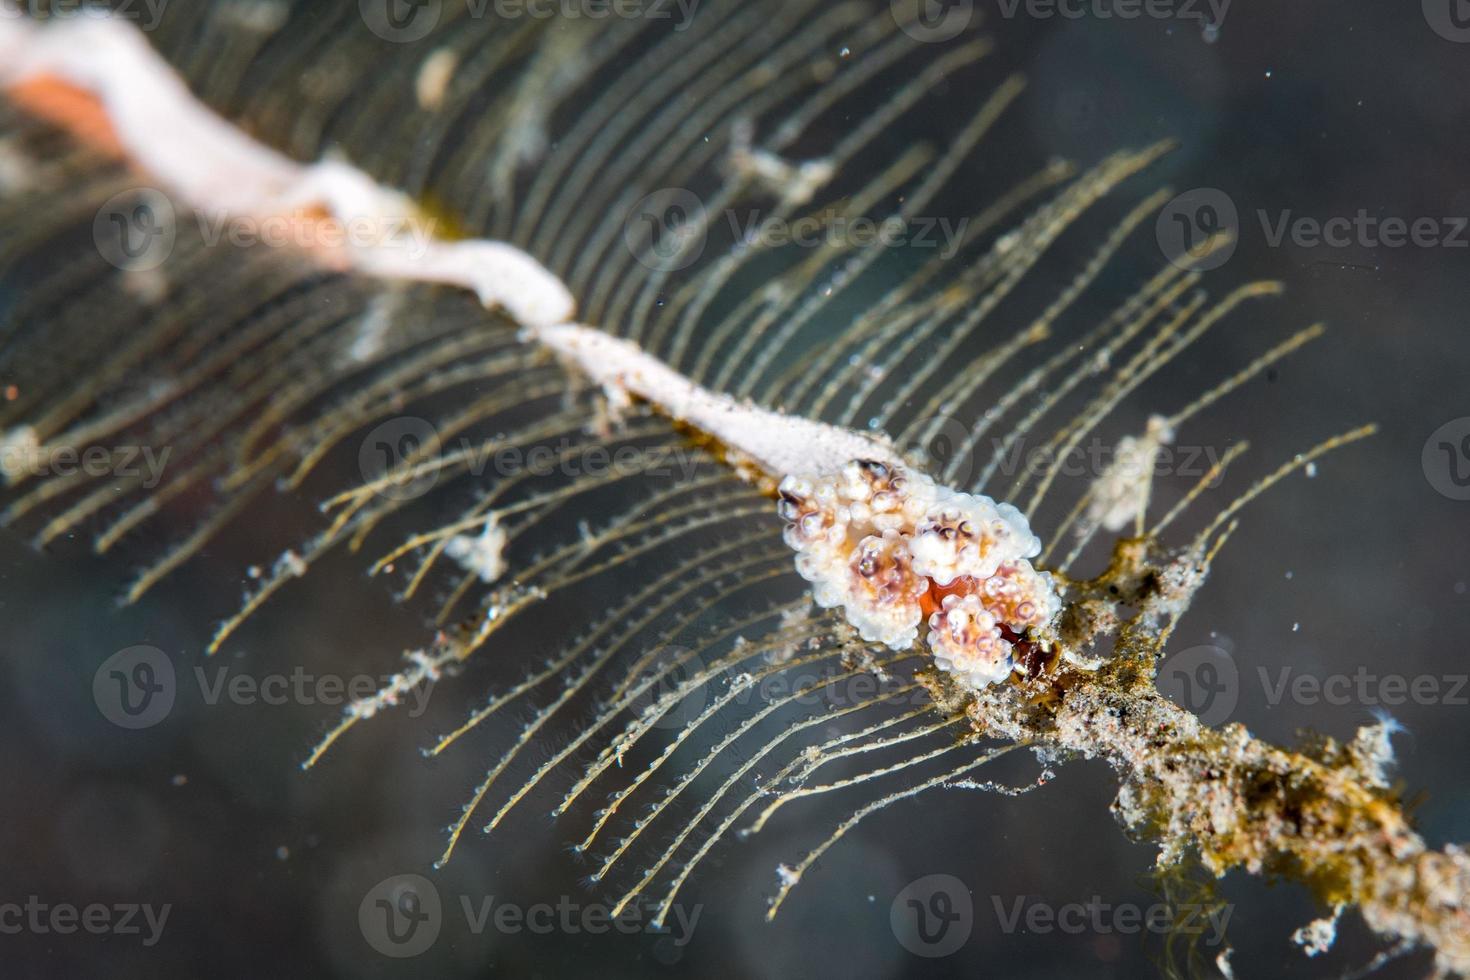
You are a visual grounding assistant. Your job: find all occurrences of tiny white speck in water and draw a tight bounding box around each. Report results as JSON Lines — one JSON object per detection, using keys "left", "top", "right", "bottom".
{"left": 1285, "top": 570, "right": 1294, "bottom": 580}
{"left": 1265, "top": 69, "right": 1274, "bottom": 78}
{"left": 275, "top": 846, "right": 290, "bottom": 861}
{"left": 1305, "top": 461, "right": 1318, "bottom": 478}
{"left": 1202, "top": 22, "right": 1220, "bottom": 43}
{"left": 1292, "top": 622, "right": 1300, "bottom": 632}
{"left": 839, "top": 46, "right": 851, "bottom": 58}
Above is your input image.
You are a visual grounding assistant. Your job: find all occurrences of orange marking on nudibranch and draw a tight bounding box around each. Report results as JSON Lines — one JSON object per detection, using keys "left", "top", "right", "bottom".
{"left": 5, "top": 75, "right": 376, "bottom": 270}
{"left": 919, "top": 577, "right": 975, "bottom": 619}
{"left": 3, "top": 76, "right": 362, "bottom": 268}
{"left": 6, "top": 75, "right": 124, "bottom": 157}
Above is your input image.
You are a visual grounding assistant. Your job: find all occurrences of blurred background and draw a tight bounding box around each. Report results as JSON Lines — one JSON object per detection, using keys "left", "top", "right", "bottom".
{"left": 2, "top": 1, "right": 1469, "bottom": 977}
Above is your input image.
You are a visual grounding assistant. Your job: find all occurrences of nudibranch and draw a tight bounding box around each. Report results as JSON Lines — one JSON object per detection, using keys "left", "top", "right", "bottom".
{"left": 527, "top": 325, "right": 1063, "bottom": 692}
{"left": 1, "top": 10, "right": 1063, "bottom": 693}
{"left": 779, "top": 461, "right": 1059, "bottom": 689}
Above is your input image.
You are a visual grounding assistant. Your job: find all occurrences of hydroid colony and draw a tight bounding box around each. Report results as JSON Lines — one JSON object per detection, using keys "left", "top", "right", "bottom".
{"left": 1, "top": 0, "right": 1466, "bottom": 973}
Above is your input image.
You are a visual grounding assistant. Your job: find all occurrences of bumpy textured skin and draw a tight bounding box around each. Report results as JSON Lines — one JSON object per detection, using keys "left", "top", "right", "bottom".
{"left": 778, "top": 460, "right": 1059, "bottom": 689}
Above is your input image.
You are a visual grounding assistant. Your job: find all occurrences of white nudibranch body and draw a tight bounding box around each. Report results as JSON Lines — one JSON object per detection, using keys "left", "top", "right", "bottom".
{"left": 524, "top": 324, "right": 904, "bottom": 478}
{"left": 0, "top": 11, "right": 576, "bottom": 332}
{"left": 779, "top": 460, "right": 1060, "bottom": 690}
